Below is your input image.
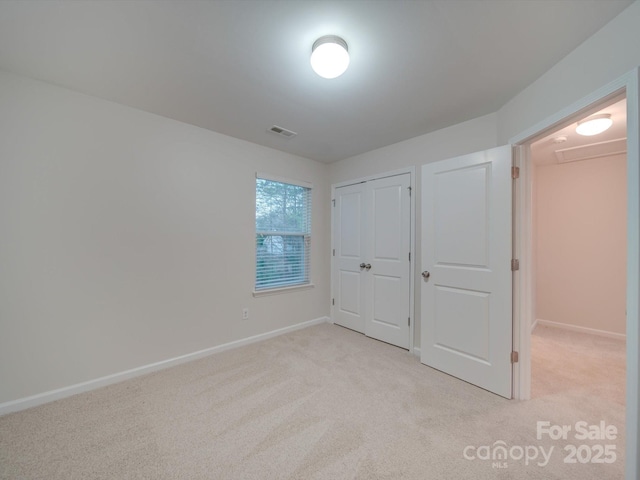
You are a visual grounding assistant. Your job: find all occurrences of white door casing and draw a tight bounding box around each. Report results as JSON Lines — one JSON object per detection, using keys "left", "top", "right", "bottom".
{"left": 508, "top": 70, "right": 640, "bottom": 478}
{"left": 421, "top": 145, "right": 513, "bottom": 398}
{"left": 333, "top": 173, "right": 411, "bottom": 349}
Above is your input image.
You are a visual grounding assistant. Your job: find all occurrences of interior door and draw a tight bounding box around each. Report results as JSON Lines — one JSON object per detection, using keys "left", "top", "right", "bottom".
{"left": 333, "top": 173, "right": 411, "bottom": 349}
{"left": 420, "top": 145, "right": 513, "bottom": 398}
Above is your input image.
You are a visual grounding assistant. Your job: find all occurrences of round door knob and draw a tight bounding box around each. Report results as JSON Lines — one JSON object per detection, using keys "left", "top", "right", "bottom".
{"left": 360, "top": 263, "right": 366, "bottom": 269}
{"left": 421, "top": 271, "right": 430, "bottom": 280}
{"left": 365, "top": 264, "right": 372, "bottom": 271}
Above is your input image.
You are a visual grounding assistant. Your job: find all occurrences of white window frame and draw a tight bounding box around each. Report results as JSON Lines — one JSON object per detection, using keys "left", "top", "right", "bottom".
{"left": 253, "top": 173, "right": 314, "bottom": 296}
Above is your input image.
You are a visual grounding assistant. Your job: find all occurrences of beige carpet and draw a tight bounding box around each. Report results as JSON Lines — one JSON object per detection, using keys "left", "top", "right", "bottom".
{"left": 0, "top": 323, "right": 626, "bottom": 479}
{"left": 532, "top": 323, "right": 626, "bottom": 406}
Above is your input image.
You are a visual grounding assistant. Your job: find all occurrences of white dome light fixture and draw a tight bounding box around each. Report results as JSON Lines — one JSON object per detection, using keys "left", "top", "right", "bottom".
{"left": 576, "top": 113, "right": 613, "bottom": 136}
{"left": 310, "top": 35, "right": 349, "bottom": 79}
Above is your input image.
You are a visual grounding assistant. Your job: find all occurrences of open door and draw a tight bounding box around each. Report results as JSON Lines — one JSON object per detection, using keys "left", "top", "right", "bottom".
{"left": 421, "top": 145, "right": 513, "bottom": 398}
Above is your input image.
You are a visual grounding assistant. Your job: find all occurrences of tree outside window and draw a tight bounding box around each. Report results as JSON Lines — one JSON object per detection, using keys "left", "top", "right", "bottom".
{"left": 255, "top": 177, "right": 311, "bottom": 290}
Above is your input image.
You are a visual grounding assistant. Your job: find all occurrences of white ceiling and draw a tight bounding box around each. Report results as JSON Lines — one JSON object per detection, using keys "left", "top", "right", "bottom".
{"left": 532, "top": 98, "right": 627, "bottom": 166}
{"left": 0, "top": 0, "right": 633, "bottom": 163}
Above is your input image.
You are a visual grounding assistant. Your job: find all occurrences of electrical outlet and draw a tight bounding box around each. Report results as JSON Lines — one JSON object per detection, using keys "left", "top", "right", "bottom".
{"left": 242, "top": 308, "right": 249, "bottom": 320}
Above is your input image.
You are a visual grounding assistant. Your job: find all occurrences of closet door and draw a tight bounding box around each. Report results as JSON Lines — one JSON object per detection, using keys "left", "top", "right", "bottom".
{"left": 333, "top": 174, "right": 411, "bottom": 350}
{"left": 365, "top": 174, "right": 411, "bottom": 349}
{"left": 333, "top": 182, "right": 367, "bottom": 333}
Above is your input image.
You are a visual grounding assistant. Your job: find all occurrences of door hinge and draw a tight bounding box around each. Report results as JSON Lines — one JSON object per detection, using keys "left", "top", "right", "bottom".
{"left": 332, "top": 199, "right": 335, "bottom": 207}
{"left": 511, "top": 166, "right": 520, "bottom": 179}
{"left": 333, "top": 249, "right": 335, "bottom": 256}
{"left": 511, "top": 259, "right": 520, "bottom": 271}
{"left": 408, "top": 186, "right": 412, "bottom": 196}
{"left": 408, "top": 317, "right": 410, "bottom": 326}
{"left": 511, "top": 351, "right": 519, "bottom": 363}
{"left": 332, "top": 298, "right": 335, "bottom": 306}
{"left": 408, "top": 252, "right": 411, "bottom": 262}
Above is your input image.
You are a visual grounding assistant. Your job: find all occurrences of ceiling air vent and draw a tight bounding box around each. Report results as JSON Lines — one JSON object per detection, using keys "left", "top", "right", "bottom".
{"left": 269, "top": 125, "right": 297, "bottom": 138}
{"left": 555, "top": 137, "right": 627, "bottom": 164}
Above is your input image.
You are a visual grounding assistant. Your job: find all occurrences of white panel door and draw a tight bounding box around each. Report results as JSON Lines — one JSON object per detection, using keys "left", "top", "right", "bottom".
{"left": 421, "top": 146, "right": 512, "bottom": 398}
{"left": 365, "top": 174, "right": 411, "bottom": 349}
{"left": 333, "top": 174, "right": 411, "bottom": 349}
{"left": 334, "top": 182, "right": 366, "bottom": 333}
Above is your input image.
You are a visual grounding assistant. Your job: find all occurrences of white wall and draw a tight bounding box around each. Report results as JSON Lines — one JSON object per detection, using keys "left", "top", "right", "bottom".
{"left": 0, "top": 70, "right": 330, "bottom": 405}
{"left": 534, "top": 154, "right": 627, "bottom": 335}
{"left": 330, "top": 113, "right": 498, "bottom": 185}
{"left": 497, "top": 1, "right": 640, "bottom": 143}
{"left": 329, "top": 113, "right": 499, "bottom": 348}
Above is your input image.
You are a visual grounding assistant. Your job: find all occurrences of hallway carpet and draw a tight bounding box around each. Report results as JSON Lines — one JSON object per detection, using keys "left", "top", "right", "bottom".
{"left": 532, "top": 323, "right": 626, "bottom": 406}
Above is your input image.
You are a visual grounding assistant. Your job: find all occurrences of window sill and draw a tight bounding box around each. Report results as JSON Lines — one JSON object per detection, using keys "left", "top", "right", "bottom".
{"left": 253, "top": 283, "right": 315, "bottom": 297}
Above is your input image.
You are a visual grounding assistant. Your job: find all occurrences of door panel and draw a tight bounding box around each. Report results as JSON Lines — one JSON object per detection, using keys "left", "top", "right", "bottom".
{"left": 372, "top": 275, "right": 403, "bottom": 325}
{"left": 434, "top": 164, "right": 489, "bottom": 266}
{"left": 421, "top": 145, "right": 512, "bottom": 398}
{"left": 334, "top": 183, "right": 366, "bottom": 333}
{"left": 339, "top": 190, "right": 362, "bottom": 258}
{"left": 434, "top": 286, "right": 490, "bottom": 362}
{"left": 338, "top": 271, "right": 361, "bottom": 316}
{"left": 373, "top": 185, "right": 403, "bottom": 259}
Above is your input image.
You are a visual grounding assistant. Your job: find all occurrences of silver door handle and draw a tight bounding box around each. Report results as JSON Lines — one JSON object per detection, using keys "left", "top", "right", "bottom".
{"left": 360, "top": 263, "right": 366, "bottom": 269}
{"left": 421, "top": 271, "right": 430, "bottom": 280}
{"left": 365, "top": 264, "right": 372, "bottom": 271}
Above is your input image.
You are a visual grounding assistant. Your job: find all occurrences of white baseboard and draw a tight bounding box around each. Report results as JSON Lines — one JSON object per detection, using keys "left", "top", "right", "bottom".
{"left": 0, "top": 316, "right": 330, "bottom": 416}
{"left": 531, "top": 318, "right": 539, "bottom": 333}
{"left": 535, "top": 318, "right": 626, "bottom": 341}
{"left": 413, "top": 347, "right": 421, "bottom": 357}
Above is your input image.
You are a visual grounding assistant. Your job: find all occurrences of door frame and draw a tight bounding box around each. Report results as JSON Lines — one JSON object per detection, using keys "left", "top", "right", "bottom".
{"left": 330, "top": 167, "right": 416, "bottom": 352}
{"left": 509, "top": 68, "right": 639, "bottom": 479}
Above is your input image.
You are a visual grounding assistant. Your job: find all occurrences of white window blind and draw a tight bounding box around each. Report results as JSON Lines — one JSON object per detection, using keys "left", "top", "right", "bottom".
{"left": 255, "top": 175, "right": 311, "bottom": 291}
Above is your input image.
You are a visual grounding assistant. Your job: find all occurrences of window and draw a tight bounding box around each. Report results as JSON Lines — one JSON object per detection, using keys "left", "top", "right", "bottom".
{"left": 255, "top": 175, "right": 311, "bottom": 291}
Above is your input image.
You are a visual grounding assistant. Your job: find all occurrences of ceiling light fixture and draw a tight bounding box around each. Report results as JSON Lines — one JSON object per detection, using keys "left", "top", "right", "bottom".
{"left": 310, "top": 35, "right": 349, "bottom": 79}
{"left": 576, "top": 113, "right": 613, "bottom": 136}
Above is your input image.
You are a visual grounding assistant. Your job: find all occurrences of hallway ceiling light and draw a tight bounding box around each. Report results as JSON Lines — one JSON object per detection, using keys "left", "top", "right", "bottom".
{"left": 310, "top": 35, "right": 349, "bottom": 79}
{"left": 576, "top": 113, "right": 613, "bottom": 136}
